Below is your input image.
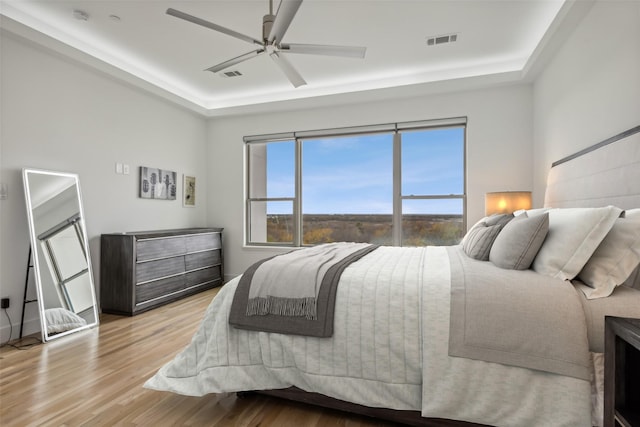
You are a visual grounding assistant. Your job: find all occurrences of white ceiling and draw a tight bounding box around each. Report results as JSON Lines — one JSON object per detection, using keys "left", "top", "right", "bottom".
{"left": 1, "top": 0, "right": 571, "bottom": 115}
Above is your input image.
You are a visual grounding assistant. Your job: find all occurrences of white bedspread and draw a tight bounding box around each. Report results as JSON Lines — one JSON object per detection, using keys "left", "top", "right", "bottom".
{"left": 420, "top": 247, "right": 591, "bottom": 426}
{"left": 144, "top": 246, "right": 591, "bottom": 426}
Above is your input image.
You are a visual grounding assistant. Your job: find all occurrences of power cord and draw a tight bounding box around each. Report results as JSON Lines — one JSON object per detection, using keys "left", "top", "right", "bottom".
{"left": 0, "top": 308, "right": 12, "bottom": 347}
{"left": 1, "top": 308, "right": 41, "bottom": 350}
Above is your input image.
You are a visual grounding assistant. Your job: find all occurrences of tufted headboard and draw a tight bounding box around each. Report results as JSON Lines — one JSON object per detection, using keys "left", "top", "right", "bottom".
{"left": 544, "top": 125, "right": 640, "bottom": 210}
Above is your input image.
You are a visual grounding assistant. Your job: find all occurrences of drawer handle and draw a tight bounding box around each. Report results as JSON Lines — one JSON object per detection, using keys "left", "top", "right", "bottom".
{"left": 137, "top": 248, "right": 220, "bottom": 263}
{"left": 186, "top": 264, "right": 221, "bottom": 273}
{"left": 137, "top": 232, "right": 220, "bottom": 242}
{"left": 135, "top": 279, "right": 221, "bottom": 306}
{"left": 137, "top": 271, "right": 184, "bottom": 286}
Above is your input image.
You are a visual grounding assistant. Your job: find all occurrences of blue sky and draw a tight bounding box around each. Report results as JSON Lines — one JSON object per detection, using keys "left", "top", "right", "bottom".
{"left": 265, "top": 127, "right": 464, "bottom": 215}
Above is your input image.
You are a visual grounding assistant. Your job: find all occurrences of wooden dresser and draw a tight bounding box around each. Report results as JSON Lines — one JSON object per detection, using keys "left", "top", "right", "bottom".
{"left": 100, "top": 228, "right": 223, "bottom": 315}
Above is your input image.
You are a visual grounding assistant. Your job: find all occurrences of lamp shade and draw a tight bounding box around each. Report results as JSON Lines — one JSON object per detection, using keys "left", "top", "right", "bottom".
{"left": 485, "top": 191, "right": 532, "bottom": 216}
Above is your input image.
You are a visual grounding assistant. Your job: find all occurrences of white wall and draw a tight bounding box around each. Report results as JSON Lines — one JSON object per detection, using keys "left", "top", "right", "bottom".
{"left": 532, "top": 0, "right": 640, "bottom": 206}
{"left": 0, "top": 33, "right": 209, "bottom": 340}
{"left": 207, "top": 84, "right": 534, "bottom": 277}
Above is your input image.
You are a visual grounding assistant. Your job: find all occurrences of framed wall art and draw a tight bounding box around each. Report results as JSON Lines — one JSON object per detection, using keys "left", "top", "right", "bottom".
{"left": 183, "top": 175, "right": 196, "bottom": 207}
{"left": 140, "top": 166, "right": 177, "bottom": 200}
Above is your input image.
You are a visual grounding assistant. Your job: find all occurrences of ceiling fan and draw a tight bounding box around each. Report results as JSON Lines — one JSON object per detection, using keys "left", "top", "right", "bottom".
{"left": 166, "top": 0, "right": 366, "bottom": 88}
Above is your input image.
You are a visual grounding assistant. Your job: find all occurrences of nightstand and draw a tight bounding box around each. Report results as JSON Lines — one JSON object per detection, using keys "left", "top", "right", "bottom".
{"left": 604, "top": 317, "right": 640, "bottom": 427}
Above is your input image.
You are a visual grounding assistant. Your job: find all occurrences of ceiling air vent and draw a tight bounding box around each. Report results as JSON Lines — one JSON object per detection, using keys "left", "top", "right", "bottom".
{"left": 427, "top": 33, "right": 458, "bottom": 46}
{"left": 220, "top": 70, "right": 243, "bottom": 78}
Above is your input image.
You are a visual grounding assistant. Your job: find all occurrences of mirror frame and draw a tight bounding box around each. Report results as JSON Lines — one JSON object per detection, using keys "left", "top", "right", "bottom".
{"left": 22, "top": 168, "right": 99, "bottom": 342}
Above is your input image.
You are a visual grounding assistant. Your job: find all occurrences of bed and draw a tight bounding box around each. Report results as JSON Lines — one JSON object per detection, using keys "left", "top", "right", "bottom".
{"left": 145, "top": 125, "right": 640, "bottom": 427}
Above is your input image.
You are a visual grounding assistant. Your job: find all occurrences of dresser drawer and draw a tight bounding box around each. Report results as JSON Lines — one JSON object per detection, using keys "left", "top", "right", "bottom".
{"left": 185, "top": 250, "right": 221, "bottom": 271}
{"left": 136, "top": 256, "right": 185, "bottom": 283}
{"left": 136, "top": 275, "right": 186, "bottom": 305}
{"left": 185, "top": 232, "right": 221, "bottom": 252}
{"left": 137, "top": 236, "right": 186, "bottom": 261}
{"left": 186, "top": 265, "right": 222, "bottom": 286}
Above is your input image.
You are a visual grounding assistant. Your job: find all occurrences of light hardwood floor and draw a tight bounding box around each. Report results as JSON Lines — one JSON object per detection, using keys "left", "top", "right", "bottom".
{"left": 0, "top": 288, "right": 397, "bottom": 426}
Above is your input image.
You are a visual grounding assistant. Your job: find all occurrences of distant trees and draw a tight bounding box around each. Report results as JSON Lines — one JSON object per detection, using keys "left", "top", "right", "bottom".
{"left": 267, "top": 214, "right": 463, "bottom": 246}
{"left": 303, "top": 228, "right": 334, "bottom": 244}
{"left": 266, "top": 215, "right": 293, "bottom": 242}
{"left": 402, "top": 218, "right": 463, "bottom": 246}
{"left": 302, "top": 215, "right": 392, "bottom": 245}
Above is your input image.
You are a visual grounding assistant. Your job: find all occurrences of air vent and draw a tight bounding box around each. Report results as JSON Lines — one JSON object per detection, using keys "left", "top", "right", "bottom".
{"left": 220, "top": 70, "right": 243, "bottom": 78}
{"left": 426, "top": 33, "right": 458, "bottom": 46}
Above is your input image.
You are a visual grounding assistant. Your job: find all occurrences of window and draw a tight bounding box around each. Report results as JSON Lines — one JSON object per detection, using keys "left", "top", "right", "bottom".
{"left": 246, "top": 118, "right": 466, "bottom": 247}
{"left": 399, "top": 127, "right": 465, "bottom": 246}
{"left": 301, "top": 133, "right": 393, "bottom": 245}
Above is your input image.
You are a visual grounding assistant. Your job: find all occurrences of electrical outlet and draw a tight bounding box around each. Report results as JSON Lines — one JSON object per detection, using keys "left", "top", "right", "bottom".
{"left": 1, "top": 298, "right": 9, "bottom": 309}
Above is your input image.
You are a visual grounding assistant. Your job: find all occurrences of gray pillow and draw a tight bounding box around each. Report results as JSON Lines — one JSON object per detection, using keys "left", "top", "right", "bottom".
{"left": 463, "top": 223, "right": 503, "bottom": 261}
{"left": 461, "top": 213, "right": 513, "bottom": 246}
{"left": 485, "top": 213, "right": 514, "bottom": 227}
{"left": 490, "top": 212, "right": 549, "bottom": 270}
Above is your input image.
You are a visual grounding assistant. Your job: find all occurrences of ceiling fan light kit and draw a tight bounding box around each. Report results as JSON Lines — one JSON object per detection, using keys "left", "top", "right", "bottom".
{"left": 166, "top": 0, "right": 366, "bottom": 88}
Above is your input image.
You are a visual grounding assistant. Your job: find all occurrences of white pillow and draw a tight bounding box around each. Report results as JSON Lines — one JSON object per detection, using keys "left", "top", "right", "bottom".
{"left": 624, "top": 209, "right": 640, "bottom": 218}
{"left": 514, "top": 207, "right": 550, "bottom": 217}
{"left": 532, "top": 206, "right": 623, "bottom": 280}
{"left": 578, "top": 209, "right": 640, "bottom": 298}
{"left": 45, "top": 308, "right": 88, "bottom": 334}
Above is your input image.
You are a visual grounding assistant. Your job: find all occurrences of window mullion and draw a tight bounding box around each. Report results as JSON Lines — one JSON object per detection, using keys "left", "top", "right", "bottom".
{"left": 294, "top": 138, "right": 302, "bottom": 246}
{"left": 392, "top": 132, "right": 402, "bottom": 246}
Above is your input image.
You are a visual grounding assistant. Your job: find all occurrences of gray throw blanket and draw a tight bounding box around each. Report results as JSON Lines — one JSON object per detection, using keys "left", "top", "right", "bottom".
{"left": 447, "top": 246, "right": 591, "bottom": 380}
{"left": 229, "top": 242, "right": 378, "bottom": 337}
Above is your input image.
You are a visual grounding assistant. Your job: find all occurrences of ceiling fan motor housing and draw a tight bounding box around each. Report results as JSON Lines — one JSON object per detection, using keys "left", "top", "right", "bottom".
{"left": 263, "top": 14, "right": 275, "bottom": 43}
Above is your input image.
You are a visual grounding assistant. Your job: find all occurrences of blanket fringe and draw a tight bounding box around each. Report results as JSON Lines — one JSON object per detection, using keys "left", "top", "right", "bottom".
{"left": 246, "top": 296, "right": 317, "bottom": 320}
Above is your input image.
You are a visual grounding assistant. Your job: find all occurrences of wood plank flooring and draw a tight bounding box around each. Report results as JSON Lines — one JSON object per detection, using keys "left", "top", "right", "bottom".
{"left": 0, "top": 288, "right": 398, "bottom": 426}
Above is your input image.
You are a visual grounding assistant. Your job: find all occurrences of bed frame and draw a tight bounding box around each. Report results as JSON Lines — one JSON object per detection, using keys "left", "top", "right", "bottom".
{"left": 241, "top": 387, "right": 486, "bottom": 426}
{"left": 241, "top": 125, "right": 640, "bottom": 426}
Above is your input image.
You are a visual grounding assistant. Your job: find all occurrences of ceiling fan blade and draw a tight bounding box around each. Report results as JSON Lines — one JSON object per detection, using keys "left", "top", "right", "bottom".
{"left": 280, "top": 43, "right": 366, "bottom": 58}
{"left": 206, "top": 49, "right": 265, "bottom": 73}
{"left": 270, "top": 51, "right": 306, "bottom": 88}
{"left": 167, "top": 8, "right": 262, "bottom": 46}
{"left": 268, "top": 0, "right": 303, "bottom": 43}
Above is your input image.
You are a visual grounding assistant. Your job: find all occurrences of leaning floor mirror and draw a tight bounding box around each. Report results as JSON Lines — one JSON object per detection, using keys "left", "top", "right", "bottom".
{"left": 23, "top": 168, "right": 99, "bottom": 342}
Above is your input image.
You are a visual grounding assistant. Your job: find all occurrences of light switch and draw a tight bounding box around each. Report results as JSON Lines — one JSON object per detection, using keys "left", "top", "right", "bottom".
{"left": 0, "top": 183, "right": 8, "bottom": 200}
{"left": 116, "top": 163, "right": 123, "bottom": 174}
{"left": 123, "top": 164, "right": 130, "bottom": 175}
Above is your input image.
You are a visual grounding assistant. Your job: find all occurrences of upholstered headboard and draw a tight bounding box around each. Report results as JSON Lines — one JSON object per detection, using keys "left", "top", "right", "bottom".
{"left": 544, "top": 126, "right": 640, "bottom": 210}
{"left": 543, "top": 127, "right": 640, "bottom": 354}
